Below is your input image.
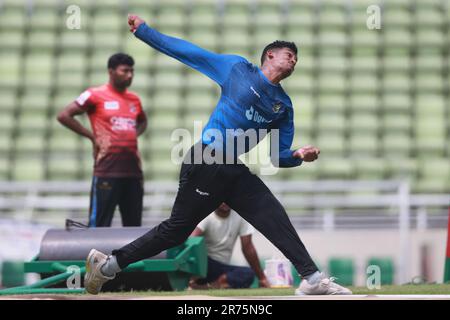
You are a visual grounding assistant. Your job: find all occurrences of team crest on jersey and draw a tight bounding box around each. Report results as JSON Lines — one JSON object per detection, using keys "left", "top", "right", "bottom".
{"left": 272, "top": 103, "right": 282, "bottom": 113}
{"left": 129, "top": 103, "right": 137, "bottom": 113}
{"left": 104, "top": 101, "right": 119, "bottom": 110}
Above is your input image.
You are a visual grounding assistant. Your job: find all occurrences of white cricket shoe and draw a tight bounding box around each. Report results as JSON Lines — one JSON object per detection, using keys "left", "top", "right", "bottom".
{"left": 84, "top": 249, "right": 115, "bottom": 295}
{"left": 295, "top": 274, "right": 352, "bottom": 295}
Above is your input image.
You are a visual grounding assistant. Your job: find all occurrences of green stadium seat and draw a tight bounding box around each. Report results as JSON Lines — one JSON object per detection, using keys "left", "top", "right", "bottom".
{"left": 384, "top": 28, "right": 412, "bottom": 48}
{"left": 350, "top": 93, "right": 379, "bottom": 112}
{"left": 92, "top": 10, "right": 124, "bottom": 31}
{"left": 156, "top": 6, "right": 186, "bottom": 30}
{"left": 0, "top": 53, "right": 21, "bottom": 89}
{"left": 318, "top": 5, "right": 347, "bottom": 27}
{"left": 383, "top": 56, "right": 411, "bottom": 73}
{"left": 1, "top": 261, "right": 25, "bottom": 288}
{"left": 188, "top": 28, "right": 218, "bottom": 50}
{"left": 189, "top": 4, "right": 216, "bottom": 29}
{"left": 185, "top": 91, "right": 216, "bottom": 112}
{"left": 23, "top": 54, "right": 53, "bottom": 89}
{"left": 0, "top": 6, "right": 27, "bottom": 30}
{"left": 144, "top": 155, "right": 180, "bottom": 181}
{"left": 47, "top": 153, "right": 81, "bottom": 180}
{"left": 48, "top": 125, "right": 80, "bottom": 153}
{"left": 317, "top": 158, "right": 354, "bottom": 179}
{"left": 351, "top": 30, "right": 380, "bottom": 48}
{"left": 349, "top": 134, "right": 379, "bottom": 156}
{"left": 317, "top": 112, "right": 346, "bottom": 132}
{"left": 328, "top": 257, "right": 355, "bottom": 286}
{"left": 416, "top": 6, "right": 444, "bottom": 26}
{"left": 0, "top": 156, "right": 9, "bottom": 179}
{"left": 0, "top": 94, "right": 18, "bottom": 117}
{"left": 416, "top": 159, "right": 450, "bottom": 193}
{"left": 223, "top": 5, "right": 249, "bottom": 29}
{"left": 285, "top": 71, "right": 314, "bottom": 92}
{"left": 152, "top": 90, "right": 182, "bottom": 112}
{"left": 255, "top": 29, "right": 283, "bottom": 49}
{"left": 91, "top": 31, "right": 122, "bottom": 51}
{"left": 382, "top": 132, "right": 412, "bottom": 156}
{"left": 383, "top": 93, "right": 411, "bottom": 112}
{"left": 59, "top": 30, "right": 90, "bottom": 51}
{"left": 222, "top": 27, "right": 251, "bottom": 51}
{"left": 415, "top": 54, "right": 443, "bottom": 72}
{"left": 383, "top": 8, "right": 412, "bottom": 27}
{"left": 350, "top": 73, "right": 378, "bottom": 94}
{"left": 0, "top": 30, "right": 25, "bottom": 51}
{"left": 12, "top": 156, "right": 45, "bottom": 181}
{"left": 353, "top": 157, "right": 387, "bottom": 180}
{"left": 382, "top": 72, "right": 411, "bottom": 93}
{"left": 20, "top": 89, "right": 51, "bottom": 112}
{"left": 27, "top": 31, "right": 57, "bottom": 54}
{"left": 382, "top": 113, "right": 411, "bottom": 133}
{"left": 17, "top": 112, "right": 49, "bottom": 132}
{"left": 0, "top": 111, "right": 15, "bottom": 136}
{"left": 318, "top": 29, "right": 347, "bottom": 49}
{"left": 14, "top": 132, "right": 46, "bottom": 153}
{"left": 52, "top": 90, "right": 82, "bottom": 111}
{"left": 286, "top": 2, "right": 315, "bottom": 28}
{"left": 185, "top": 72, "right": 216, "bottom": 91}
{"left": 318, "top": 55, "right": 348, "bottom": 73}
{"left": 316, "top": 133, "right": 345, "bottom": 156}
{"left": 349, "top": 112, "right": 379, "bottom": 133}
{"left": 88, "top": 70, "right": 109, "bottom": 87}
{"left": 148, "top": 110, "right": 180, "bottom": 131}
{"left": 286, "top": 28, "right": 314, "bottom": 50}
{"left": 28, "top": 7, "right": 59, "bottom": 30}
{"left": 417, "top": 28, "right": 445, "bottom": 48}
{"left": 386, "top": 157, "right": 418, "bottom": 180}
{"left": 416, "top": 73, "right": 443, "bottom": 93}
{"left": 152, "top": 71, "right": 184, "bottom": 91}
{"left": 254, "top": 9, "right": 282, "bottom": 31}
{"left": 318, "top": 74, "right": 347, "bottom": 94}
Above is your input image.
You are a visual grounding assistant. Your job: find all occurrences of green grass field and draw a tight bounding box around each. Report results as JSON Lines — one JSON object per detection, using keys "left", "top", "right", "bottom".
{"left": 95, "top": 284, "right": 450, "bottom": 297}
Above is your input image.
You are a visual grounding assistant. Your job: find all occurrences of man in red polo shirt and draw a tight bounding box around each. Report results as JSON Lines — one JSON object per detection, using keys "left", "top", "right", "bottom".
{"left": 57, "top": 53, "right": 147, "bottom": 227}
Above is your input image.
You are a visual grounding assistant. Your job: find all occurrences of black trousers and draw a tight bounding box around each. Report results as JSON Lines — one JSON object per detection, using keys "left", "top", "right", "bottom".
{"left": 113, "top": 145, "right": 318, "bottom": 277}
{"left": 88, "top": 176, "right": 143, "bottom": 227}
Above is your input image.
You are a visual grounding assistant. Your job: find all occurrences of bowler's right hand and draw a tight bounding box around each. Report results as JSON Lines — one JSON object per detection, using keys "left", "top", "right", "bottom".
{"left": 128, "top": 14, "right": 145, "bottom": 33}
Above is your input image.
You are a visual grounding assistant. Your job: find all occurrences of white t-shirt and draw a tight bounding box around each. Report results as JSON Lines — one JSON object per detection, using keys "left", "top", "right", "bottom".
{"left": 197, "top": 211, "right": 255, "bottom": 264}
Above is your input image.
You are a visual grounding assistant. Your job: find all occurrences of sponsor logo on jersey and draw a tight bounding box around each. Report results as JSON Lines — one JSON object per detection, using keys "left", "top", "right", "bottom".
{"left": 195, "top": 188, "right": 210, "bottom": 196}
{"left": 110, "top": 117, "right": 136, "bottom": 131}
{"left": 245, "top": 106, "right": 272, "bottom": 124}
{"left": 104, "top": 101, "right": 119, "bottom": 110}
{"left": 250, "top": 86, "right": 261, "bottom": 98}
{"left": 272, "top": 103, "right": 282, "bottom": 113}
{"left": 76, "top": 90, "right": 91, "bottom": 106}
{"left": 129, "top": 103, "right": 137, "bottom": 113}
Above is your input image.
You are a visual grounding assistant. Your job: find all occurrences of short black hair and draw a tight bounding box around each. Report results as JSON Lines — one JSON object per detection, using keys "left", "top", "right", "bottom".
{"left": 107, "top": 53, "right": 134, "bottom": 70}
{"left": 261, "top": 41, "right": 298, "bottom": 65}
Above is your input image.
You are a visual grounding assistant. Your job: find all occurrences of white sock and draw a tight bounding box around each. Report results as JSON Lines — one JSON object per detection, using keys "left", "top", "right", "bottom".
{"left": 305, "top": 271, "right": 322, "bottom": 285}
{"left": 101, "top": 255, "right": 121, "bottom": 277}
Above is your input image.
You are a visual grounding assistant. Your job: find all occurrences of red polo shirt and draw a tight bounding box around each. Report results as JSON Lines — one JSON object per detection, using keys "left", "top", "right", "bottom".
{"left": 75, "top": 83, "right": 144, "bottom": 178}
